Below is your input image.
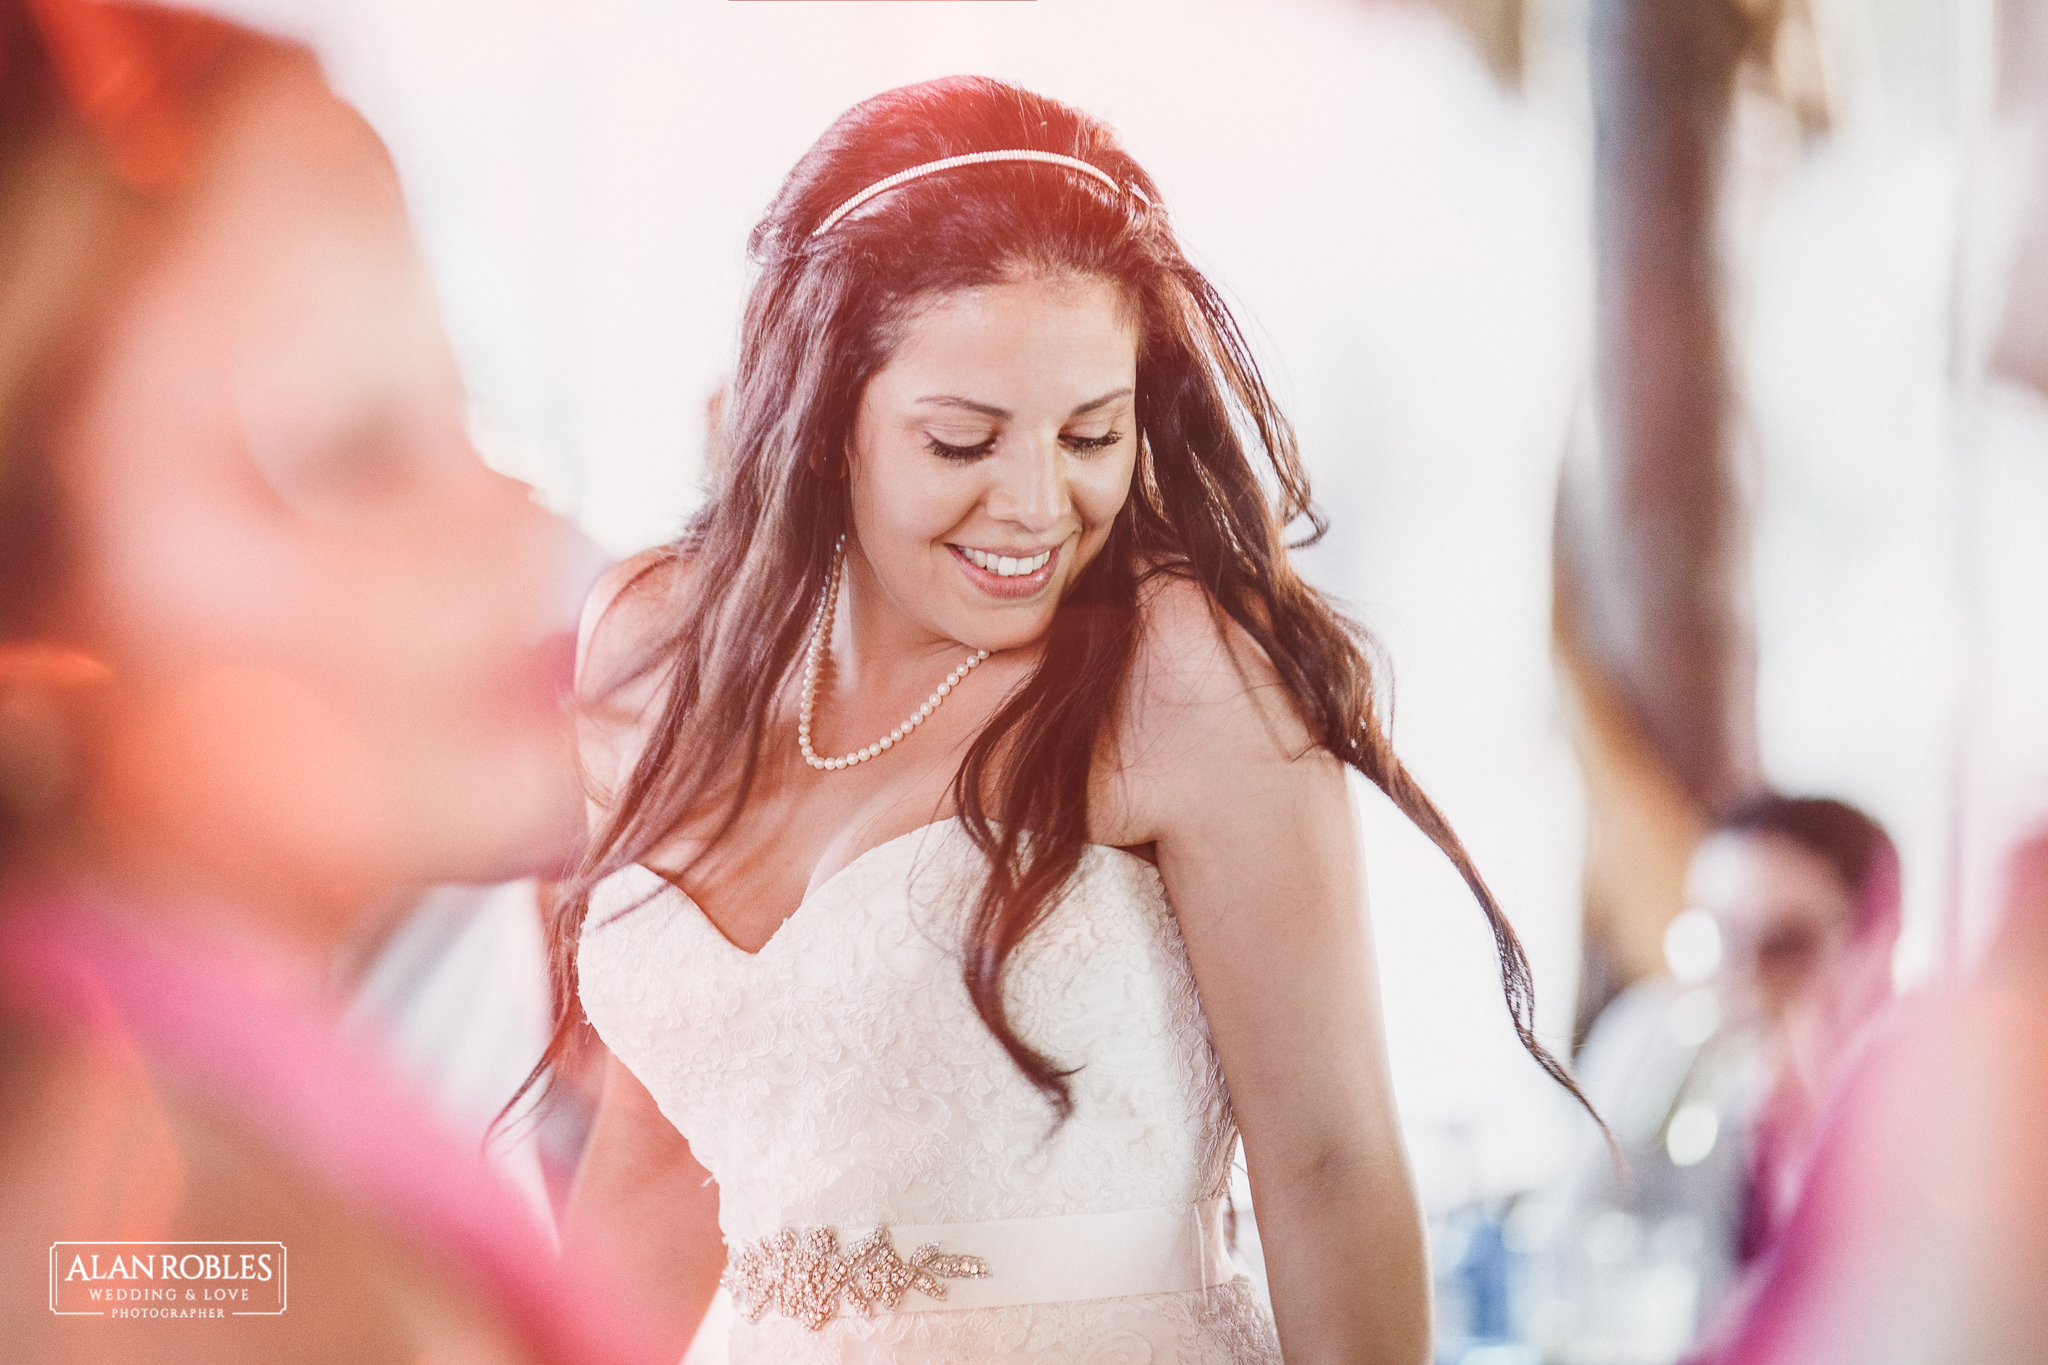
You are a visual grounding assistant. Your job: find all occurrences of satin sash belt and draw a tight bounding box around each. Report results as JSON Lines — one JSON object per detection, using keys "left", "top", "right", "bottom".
{"left": 725, "top": 1199, "right": 1236, "bottom": 1325}
{"left": 889, "top": 1199, "right": 1235, "bottom": 1311}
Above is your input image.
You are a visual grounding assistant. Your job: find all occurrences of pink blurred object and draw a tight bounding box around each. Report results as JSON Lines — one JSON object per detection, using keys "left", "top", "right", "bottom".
{"left": 0, "top": 889, "right": 664, "bottom": 1365}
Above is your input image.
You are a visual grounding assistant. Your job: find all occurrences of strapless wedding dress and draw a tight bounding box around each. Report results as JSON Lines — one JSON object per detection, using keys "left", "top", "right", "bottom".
{"left": 578, "top": 817, "right": 1283, "bottom": 1364}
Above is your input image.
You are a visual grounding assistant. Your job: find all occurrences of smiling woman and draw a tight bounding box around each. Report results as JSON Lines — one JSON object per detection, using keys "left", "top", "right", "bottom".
{"left": 543, "top": 75, "right": 1593, "bottom": 1365}
{"left": 849, "top": 276, "right": 1135, "bottom": 641}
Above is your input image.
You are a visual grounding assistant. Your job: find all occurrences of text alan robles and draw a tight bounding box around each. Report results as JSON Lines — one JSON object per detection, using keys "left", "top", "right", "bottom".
{"left": 49, "top": 1242, "right": 286, "bottom": 1318}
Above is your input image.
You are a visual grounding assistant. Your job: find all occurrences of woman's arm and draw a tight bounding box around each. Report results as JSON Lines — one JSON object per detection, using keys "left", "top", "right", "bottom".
{"left": 1109, "top": 578, "right": 1428, "bottom": 1365}
{"left": 563, "top": 1051, "right": 725, "bottom": 1358}
{"left": 563, "top": 550, "right": 726, "bottom": 1354}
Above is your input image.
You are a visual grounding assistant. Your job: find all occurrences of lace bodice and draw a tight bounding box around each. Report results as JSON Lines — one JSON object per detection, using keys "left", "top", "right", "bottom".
{"left": 579, "top": 818, "right": 1281, "bottom": 1363}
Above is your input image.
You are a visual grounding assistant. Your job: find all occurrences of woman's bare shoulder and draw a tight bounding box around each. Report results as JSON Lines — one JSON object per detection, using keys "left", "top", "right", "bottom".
{"left": 1125, "top": 569, "right": 1300, "bottom": 731}
{"left": 576, "top": 547, "right": 692, "bottom": 808}
{"left": 1108, "top": 569, "right": 1319, "bottom": 828}
{"left": 576, "top": 547, "right": 690, "bottom": 701}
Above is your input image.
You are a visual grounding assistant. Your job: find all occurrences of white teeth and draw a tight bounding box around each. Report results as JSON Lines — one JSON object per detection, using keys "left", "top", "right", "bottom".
{"left": 958, "top": 547, "right": 1051, "bottom": 577}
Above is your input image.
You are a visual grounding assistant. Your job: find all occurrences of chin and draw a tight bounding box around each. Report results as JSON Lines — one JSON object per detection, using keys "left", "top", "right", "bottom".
{"left": 950, "top": 602, "right": 1059, "bottom": 656}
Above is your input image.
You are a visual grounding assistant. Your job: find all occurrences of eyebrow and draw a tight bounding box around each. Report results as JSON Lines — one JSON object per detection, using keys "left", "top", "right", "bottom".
{"left": 913, "top": 387, "right": 1134, "bottom": 421}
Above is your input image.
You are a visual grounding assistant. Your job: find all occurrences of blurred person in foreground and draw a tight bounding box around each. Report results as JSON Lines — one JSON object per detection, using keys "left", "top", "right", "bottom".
{"left": 1534, "top": 796, "right": 1898, "bottom": 1354}
{"left": 0, "top": 2, "right": 648, "bottom": 1361}
{"left": 1702, "top": 825, "right": 2048, "bottom": 1364}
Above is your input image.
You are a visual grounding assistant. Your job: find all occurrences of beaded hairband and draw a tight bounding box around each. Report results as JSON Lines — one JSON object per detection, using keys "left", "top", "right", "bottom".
{"left": 809, "top": 149, "right": 1152, "bottom": 238}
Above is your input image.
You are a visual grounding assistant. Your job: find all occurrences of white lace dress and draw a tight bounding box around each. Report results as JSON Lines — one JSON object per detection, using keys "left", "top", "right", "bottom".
{"left": 578, "top": 817, "right": 1283, "bottom": 1364}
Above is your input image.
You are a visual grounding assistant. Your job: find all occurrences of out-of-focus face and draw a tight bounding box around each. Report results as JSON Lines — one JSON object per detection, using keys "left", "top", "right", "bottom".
{"left": 1686, "top": 830, "right": 1854, "bottom": 1030}
{"left": 46, "top": 56, "right": 580, "bottom": 936}
{"left": 845, "top": 274, "right": 1139, "bottom": 656}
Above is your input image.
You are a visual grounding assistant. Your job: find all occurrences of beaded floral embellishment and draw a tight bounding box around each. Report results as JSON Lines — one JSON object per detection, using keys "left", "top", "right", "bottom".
{"left": 723, "top": 1226, "right": 991, "bottom": 1330}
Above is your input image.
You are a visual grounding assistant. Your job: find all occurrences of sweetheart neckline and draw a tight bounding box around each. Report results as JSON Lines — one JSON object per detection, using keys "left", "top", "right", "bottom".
{"left": 627, "top": 816, "right": 1161, "bottom": 959}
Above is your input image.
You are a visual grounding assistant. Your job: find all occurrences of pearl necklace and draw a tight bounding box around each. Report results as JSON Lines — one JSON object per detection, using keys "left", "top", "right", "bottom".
{"left": 798, "top": 543, "right": 990, "bottom": 772}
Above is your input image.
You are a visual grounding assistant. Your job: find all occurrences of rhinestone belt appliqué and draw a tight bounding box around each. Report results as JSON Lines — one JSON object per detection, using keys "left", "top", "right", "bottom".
{"left": 723, "top": 1226, "right": 992, "bottom": 1330}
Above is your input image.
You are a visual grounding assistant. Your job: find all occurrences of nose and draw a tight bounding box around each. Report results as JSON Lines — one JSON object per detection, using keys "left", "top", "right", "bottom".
{"left": 442, "top": 435, "right": 583, "bottom": 642}
{"left": 488, "top": 470, "right": 586, "bottom": 633}
{"left": 985, "top": 434, "right": 1069, "bottom": 534}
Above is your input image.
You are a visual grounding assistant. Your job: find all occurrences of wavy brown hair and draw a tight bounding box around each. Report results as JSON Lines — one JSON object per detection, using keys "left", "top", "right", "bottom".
{"left": 526, "top": 75, "right": 1593, "bottom": 1127}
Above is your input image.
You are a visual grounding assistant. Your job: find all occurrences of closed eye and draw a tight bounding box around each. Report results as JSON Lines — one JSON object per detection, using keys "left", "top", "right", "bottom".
{"left": 925, "top": 434, "right": 998, "bottom": 462}
{"left": 1063, "top": 429, "right": 1124, "bottom": 454}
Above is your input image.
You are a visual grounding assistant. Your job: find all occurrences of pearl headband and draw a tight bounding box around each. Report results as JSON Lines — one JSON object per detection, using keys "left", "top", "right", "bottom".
{"left": 809, "top": 149, "right": 1150, "bottom": 238}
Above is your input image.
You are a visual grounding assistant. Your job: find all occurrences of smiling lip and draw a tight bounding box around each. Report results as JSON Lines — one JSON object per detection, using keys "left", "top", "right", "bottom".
{"left": 948, "top": 543, "right": 1060, "bottom": 599}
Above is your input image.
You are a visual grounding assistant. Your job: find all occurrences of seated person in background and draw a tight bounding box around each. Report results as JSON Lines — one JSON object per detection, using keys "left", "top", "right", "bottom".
{"left": 1703, "top": 796, "right": 1900, "bottom": 1268}
{"left": 1705, "top": 825, "right": 2048, "bottom": 1365}
{"left": 1530, "top": 796, "right": 1898, "bottom": 1356}
{"left": 0, "top": 2, "right": 646, "bottom": 1361}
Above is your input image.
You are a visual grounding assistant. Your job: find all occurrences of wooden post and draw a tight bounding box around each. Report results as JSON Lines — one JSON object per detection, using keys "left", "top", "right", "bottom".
{"left": 1561, "top": 0, "right": 1766, "bottom": 1012}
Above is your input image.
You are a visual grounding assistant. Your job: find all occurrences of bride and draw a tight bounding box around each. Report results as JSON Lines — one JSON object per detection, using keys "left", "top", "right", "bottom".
{"left": 552, "top": 76, "right": 1585, "bottom": 1364}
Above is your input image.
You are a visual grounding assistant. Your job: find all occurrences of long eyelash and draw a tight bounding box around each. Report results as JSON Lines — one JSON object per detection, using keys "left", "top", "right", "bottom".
{"left": 925, "top": 435, "right": 997, "bottom": 461}
{"left": 923, "top": 430, "right": 1124, "bottom": 460}
{"left": 1064, "top": 429, "right": 1123, "bottom": 452}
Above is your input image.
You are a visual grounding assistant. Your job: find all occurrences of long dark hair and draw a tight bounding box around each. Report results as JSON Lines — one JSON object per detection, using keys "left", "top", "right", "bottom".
{"left": 531, "top": 75, "right": 1593, "bottom": 1126}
